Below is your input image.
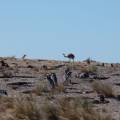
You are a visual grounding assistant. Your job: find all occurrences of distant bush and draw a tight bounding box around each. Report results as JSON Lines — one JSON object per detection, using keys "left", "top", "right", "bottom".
{"left": 81, "top": 65, "right": 97, "bottom": 73}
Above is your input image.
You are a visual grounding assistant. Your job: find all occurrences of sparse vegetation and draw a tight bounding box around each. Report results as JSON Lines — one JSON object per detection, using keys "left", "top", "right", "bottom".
{"left": 14, "top": 96, "right": 42, "bottom": 120}
{"left": 81, "top": 65, "right": 97, "bottom": 73}
{"left": 49, "top": 83, "right": 65, "bottom": 95}
{"left": 92, "top": 81, "right": 114, "bottom": 97}
{"left": 0, "top": 57, "right": 118, "bottom": 120}
{"left": 0, "top": 91, "right": 112, "bottom": 120}
{"left": 34, "top": 80, "right": 65, "bottom": 98}
{"left": 44, "top": 97, "right": 112, "bottom": 120}
{"left": 34, "top": 80, "right": 49, "bottom": 96}
{"left": 55, "top": 84, "right": 65, "bottom": 93}
{"left": 88, "top": 65, "right": 97, "bottom": 73}
{"left": 0, "top": 96, "right": 14, "bottom": 112}
{"left": 43, "top": 102, "right": 59, "bottom": 120}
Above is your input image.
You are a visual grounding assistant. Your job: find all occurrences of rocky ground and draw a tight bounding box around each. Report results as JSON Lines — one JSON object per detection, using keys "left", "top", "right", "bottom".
{"left": 0, "top": 57, "right": 120, "bottom": 120}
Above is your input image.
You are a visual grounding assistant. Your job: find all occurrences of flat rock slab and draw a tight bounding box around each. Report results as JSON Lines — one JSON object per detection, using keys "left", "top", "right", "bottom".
{"left": 0, "top": 75, "right": 37, "bottom": 78}
{"left": 114, "top": 83, "right": 120, "bottom": 86}
{"left": 7, "top": 81, "right": 34, "bottom": 89}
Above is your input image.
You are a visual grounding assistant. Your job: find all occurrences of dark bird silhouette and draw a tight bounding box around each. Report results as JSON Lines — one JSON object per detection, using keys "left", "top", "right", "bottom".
{"left": 22, "top": 54, "right": 27, "bottom": 60}
{"left": 64, "top": 68, "right": 72, "bottom": 84}
{"left": 63, "top": 53, "right": 75, "bottom": 62}
{"left": 51, "top": 73, "right": 58, "bottom": 86}
{"left": 46, "top": 74, "right": 55, "bottom": 89}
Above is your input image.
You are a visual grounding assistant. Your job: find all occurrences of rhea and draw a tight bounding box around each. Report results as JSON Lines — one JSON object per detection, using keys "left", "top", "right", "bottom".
{"left": 63, "top": 53, "right": 75, "bottom": 62}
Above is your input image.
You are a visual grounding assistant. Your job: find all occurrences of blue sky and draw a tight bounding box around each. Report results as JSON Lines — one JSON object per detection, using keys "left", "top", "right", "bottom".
{"left": 0, "top": 0, "right": 120, "bottom": 62}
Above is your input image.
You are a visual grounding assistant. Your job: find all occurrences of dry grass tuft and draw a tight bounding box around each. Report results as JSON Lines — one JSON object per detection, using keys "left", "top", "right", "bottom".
{"left": 13, "top": 95, "right": 112, "bottom": 120}
{"left": 34, "top": 80, "right": 49, "bottom": 96}
{"left": 81, "top": 65, "right": 97, "bottom": 73}
{"left": 92, "top": 81, "right": 114, "bottom": 97}
{"left": 57, "top": 97, "right": 111, "bottom": 120}
{"left": 58, "top": 97, "right": 93, "bottom": 120}
{"left": 0, "top": 96, "right": 14, "bottom": 113}
{"left": 52, "top": 84, "right": 65, "bottom": 94}
{"left": 14, "top": 96, "right": 42, "bottom": 120}
{"left": 43, "top": 102, "right": 59, "bottom": 120}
